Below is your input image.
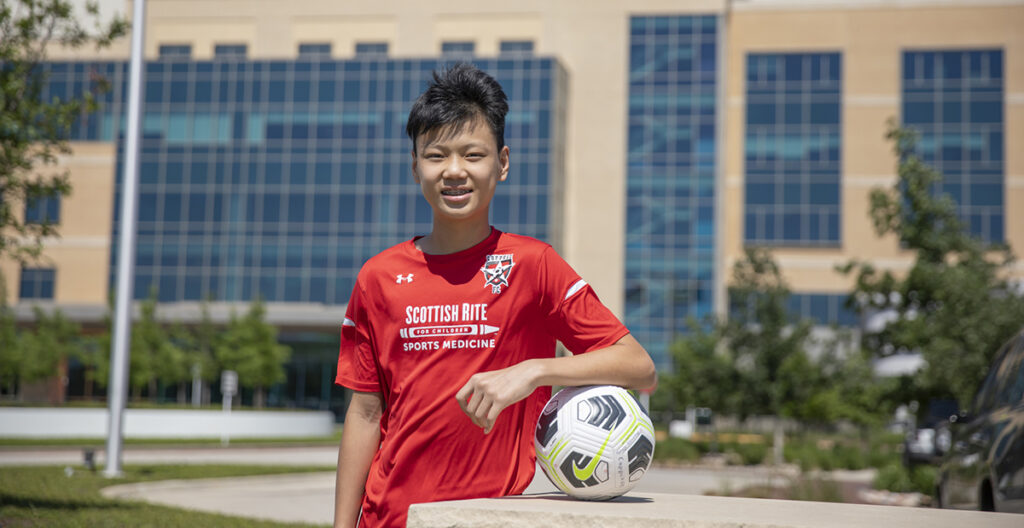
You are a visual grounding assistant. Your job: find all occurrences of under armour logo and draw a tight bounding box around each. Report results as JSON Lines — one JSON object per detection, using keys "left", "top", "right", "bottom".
{"left": 396, "top": 274, "right": 414, "bottom": 284}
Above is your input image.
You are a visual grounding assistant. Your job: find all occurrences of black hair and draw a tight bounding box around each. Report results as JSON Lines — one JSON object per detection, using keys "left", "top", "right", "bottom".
{"left": 406, "top": 63, "right": 509, "bottom": 153}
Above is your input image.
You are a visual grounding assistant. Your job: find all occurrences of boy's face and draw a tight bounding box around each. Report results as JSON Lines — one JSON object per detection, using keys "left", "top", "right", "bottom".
{"left": 412, "top": 115, "right": 509, "bottom": 225}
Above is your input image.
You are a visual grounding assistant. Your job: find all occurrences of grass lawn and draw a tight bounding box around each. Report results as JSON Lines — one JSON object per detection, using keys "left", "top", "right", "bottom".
{"left": 0, "top": 464, "right": 333, "bottom": 527}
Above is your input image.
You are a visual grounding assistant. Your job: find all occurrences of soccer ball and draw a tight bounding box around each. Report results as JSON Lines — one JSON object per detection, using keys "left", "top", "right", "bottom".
{"left": 534, "top": 385, "right": 655, "bottom": 500}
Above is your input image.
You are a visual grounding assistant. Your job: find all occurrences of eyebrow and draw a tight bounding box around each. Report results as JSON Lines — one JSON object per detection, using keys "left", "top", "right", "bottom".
{"left": 420, "top": 140, "right": 489, "bottom": 152}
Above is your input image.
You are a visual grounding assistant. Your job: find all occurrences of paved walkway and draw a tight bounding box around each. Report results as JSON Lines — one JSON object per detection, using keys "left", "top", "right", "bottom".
{"left": 3, "top": 446, "right": 874, "bottom": 526}
{"left": 102, "top": 465, "right": 831, "bottom": 526}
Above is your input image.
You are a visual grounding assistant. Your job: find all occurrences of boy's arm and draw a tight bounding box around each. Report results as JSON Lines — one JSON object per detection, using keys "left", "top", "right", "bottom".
{"left": 455, "top": 333, "right": 656, "bottom": 433}
{"left": 334, "top": 390, "right": 384, "bottom": 528}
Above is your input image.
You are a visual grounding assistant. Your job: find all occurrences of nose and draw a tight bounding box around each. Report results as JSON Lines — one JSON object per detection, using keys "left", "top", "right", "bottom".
{"left": 442, "top": 155, "right": 468, "bottom": 180}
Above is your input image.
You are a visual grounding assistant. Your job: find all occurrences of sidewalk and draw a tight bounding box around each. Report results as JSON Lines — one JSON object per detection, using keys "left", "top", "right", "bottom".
{"left": 103, "top": 472, "right": 338, "bottom": 526}
{"left": 101, "top": 465, "right": 819, "bottom": 526}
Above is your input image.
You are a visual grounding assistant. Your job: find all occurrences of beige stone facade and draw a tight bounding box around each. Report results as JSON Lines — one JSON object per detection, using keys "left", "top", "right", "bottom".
{"left": 2, "top": 142, "right": 116, "bottom": 307}
{"left": 6, "top": 0, "right": 1022, "bottom": 324}
{"left": 725, "top": 2, "right": 1024, "bottom": 297}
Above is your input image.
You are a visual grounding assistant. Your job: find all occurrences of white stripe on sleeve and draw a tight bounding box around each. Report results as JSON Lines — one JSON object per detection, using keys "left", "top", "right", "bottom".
{"left": 342, "top": 317, "right": 356, "bottom": 327}
{"left": 564, "top": 279, "right": 588, "bottom": 300}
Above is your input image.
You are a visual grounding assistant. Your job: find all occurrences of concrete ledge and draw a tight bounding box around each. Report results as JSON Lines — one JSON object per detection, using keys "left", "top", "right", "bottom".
{"left": 0, "top": 407, "right": 335, "bottom": 439}
{"left": 407, "top": 492, "right": 1021, "bottom": 528}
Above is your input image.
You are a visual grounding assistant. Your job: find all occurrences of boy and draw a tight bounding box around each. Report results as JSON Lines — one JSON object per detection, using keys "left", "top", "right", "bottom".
{"left": 334, "top": 63, "right": 656, "bottom": 527}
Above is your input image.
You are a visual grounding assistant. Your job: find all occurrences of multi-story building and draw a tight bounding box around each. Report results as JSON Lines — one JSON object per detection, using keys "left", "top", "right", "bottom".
{"left": 3, "top": 0, "right": 1021, "bottom": 409}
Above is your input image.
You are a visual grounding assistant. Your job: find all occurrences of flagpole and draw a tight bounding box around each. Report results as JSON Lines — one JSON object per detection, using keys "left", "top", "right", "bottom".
{"left": 105, "top": 0, "right": 147, "bottom": 478}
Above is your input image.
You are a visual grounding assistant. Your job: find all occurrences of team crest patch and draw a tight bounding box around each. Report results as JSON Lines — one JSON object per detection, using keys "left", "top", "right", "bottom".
{"left": 481, "top": 254, "right": 514, "bottom": 294}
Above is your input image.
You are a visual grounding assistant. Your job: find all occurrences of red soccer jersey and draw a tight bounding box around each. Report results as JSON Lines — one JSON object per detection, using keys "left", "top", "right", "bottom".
{"left": 335, "top": 228, "right": 629, "bottom": 527}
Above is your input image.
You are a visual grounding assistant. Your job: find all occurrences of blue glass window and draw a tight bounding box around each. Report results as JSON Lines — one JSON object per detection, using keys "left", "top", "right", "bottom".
{"left": 25, "top": 195, "right": 61, "bottom": 224}
{"left": 500, "top": 41, "right": 534, "bottom": 55}
{"left": 54, "top": 55, "right": 562, "bottom": 307}
{"left": 355, "top": 42, "right": 388, "bottom": 57}
{"left": 19, "top": 268, "right": 56, "bottom": 300}
{"left": 734, "top": 292, "right": 853, "bottom": 327}
{"left": 214, "top": 44, "right": 247, "bottom": 59}
{"left": 298, "top": 43, "right": 331, "bottom": 58}
{"left": 745, "top": 52, "right": 841, "bottom": 246}
{"left": 626, "top": 15, "right": 718, "bottom": 369}
{"left": 441, "top": 41, "right": 475, "bottom": 56}
{"left": 158, "top": 45, "right": 191, "bottom": 59}
{"left": 902, "top": 49, "right": 1004, "bottom": 242}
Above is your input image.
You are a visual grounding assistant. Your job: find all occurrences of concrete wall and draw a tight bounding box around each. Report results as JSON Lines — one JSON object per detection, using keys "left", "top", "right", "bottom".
{"left": 0, "top": 407, "right": 335, "bottom": 439}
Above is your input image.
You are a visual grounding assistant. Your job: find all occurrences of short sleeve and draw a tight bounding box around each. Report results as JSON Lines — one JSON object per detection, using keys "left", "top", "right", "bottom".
{"left": 540, "top": 247, "right": 630, "bottom": 355}
{"left": 335, "top": 278, "right": 382, "bottom": 392}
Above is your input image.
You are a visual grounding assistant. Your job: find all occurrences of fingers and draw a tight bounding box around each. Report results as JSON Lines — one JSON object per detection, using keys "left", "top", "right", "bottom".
{"left": 465, "top": 391, "right": 489, "bottom": 427}
{"left": 483, "top": 403, "right": 503, "bottom": 434}
{"left": 456, "top": 375, "right": 502, "bottom": 434}
{"left": 477, "top": 401, "right": 496, "bottom": 433}
{"left": 455, "top": 382, "right": 472, "bottom": 409}
{"left": 456, "top": 377, "right": 486, "bottom": 428}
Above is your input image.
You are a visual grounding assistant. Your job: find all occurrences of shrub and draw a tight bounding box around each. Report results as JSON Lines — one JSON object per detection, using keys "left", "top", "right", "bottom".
{"left": 833, "top": 444, "right": 867, "bottom": 470}
{"left": 732, "top": 442, "right": 768, "bottom": 466}
{"left": 873, "top": 463, "right": 936, "bottom": 495}
{"left": 866, "top": 434, "right": 902, "bottom": 469}
{"left": 788, "top": 476, "right": 843, "bottom": 502}
{"left": 817, "top": 449, "right": 836, "bottom": 471}
{"left": 873, "top": 463, "right": 914, "bottom": 493}
{"left": 785, "top": 443, "right": 818, "bottom": 472}
{"left": 911, "top": 465, "right": 936, "bottom": 496}
{"left": 653, "top": 437, "right": 701, "bottom": 462}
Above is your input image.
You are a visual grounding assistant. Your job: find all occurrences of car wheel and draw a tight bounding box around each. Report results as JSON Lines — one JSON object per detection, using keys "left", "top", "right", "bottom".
{"left": 980, "top": 480, "right": 995, "bottom": 512}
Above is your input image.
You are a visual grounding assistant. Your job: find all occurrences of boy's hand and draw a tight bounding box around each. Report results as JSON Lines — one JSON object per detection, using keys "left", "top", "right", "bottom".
{"left": 455, "top": 360, "right": 542, "bottom": 434}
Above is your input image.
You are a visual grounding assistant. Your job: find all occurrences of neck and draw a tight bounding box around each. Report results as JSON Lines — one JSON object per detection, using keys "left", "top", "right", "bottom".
{"left": 419, "top": 218, "right": 492, "bottom": 255}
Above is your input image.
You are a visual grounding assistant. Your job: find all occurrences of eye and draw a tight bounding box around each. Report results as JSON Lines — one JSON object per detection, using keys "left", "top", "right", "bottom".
{"left": 466, "top": 152, "right": 485, "bottom": 160}
{"left": 424, "top": 152, "right": 444, "bottom": 160}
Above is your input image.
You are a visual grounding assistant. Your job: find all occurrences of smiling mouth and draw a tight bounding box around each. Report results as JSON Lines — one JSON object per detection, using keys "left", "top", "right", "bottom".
{"left": 441, "top": 189, "right": 472, "bottom": 196}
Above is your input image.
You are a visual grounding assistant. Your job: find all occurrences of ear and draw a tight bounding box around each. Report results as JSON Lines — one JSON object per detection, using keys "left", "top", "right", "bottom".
{"left": 498, "top": 146, "right": 510, "bottom": 182}
{"left": 411, "top": 149, "right": 420, "bottom": 184}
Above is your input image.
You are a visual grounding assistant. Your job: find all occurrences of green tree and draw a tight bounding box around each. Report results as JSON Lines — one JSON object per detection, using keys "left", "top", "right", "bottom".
{"left": 0, "top": 282, "right": 20, "bottom": 398}
{"left": 18, "top": 306, "right": 79, "bottom": 400}
{"left": 725, "top": 248, "right": 817, "bottom": 462}
{"left": 0, "top": 0, "right": 127, "bottom": 263}
{"left": 726, "top": 248, "right": 816, "bottom": 421}
{"left": 660, "top": 318, "right": 742, "bottom": 417}
{"left": 216, "top": 299, "right": 291, "bottom": 408}
{"left": 74, "top": 331, "right": 108, "bottom": 400}
{"left": 73, "top": 290, "right": 113, "bottom": 400}
{"left": 187, "top": 301, "right": 220, "bottom": 406}
{"left": 127, "top": 296, "right": 156, "bottom": 401}
{"left": 129, "top": 291, "right": 187, "bottom": 402}
{"left": 840, "top": 121, "right": 1024, "bottom": 407}
{"left": 166, "top": 321, "right": 195, "bottom": 403}
{"left": 658, "top": 248, "right": 878, "bottom": 460}
{"left": 801, "top": 336, "right": 892, "bottom": 429}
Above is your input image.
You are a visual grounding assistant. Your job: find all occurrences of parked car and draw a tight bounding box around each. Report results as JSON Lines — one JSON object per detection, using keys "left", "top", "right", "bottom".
{"left": 936, "top": 328, "right": 1024, "bottom": 513}
{"left": 903, "top": 399, "right": 959, "bottom": 467}
{"left": 904, "top": 426, "right": 938, "bottom": 466}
